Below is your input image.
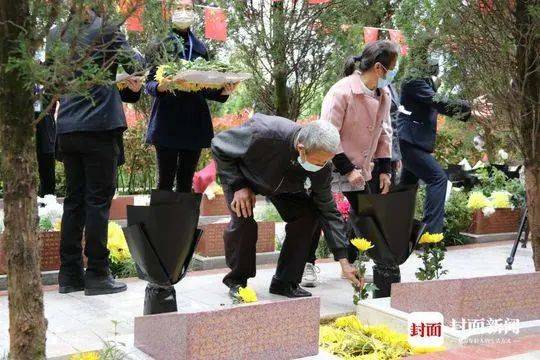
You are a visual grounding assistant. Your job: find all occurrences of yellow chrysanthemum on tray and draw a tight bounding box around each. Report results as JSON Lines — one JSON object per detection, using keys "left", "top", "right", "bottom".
{"left": 350, "top": 238, "right": 374, "bottom": 252}
{"left": 237, "top": 286, "right": 258, "bottom": 303}
{"left": 419, "top": 232, "right": 444, "bottom": 244}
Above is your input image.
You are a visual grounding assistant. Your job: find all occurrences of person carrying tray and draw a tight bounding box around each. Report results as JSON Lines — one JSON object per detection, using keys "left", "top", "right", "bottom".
{"left": 145, "top": 0, "right": 235, "bottom": 193}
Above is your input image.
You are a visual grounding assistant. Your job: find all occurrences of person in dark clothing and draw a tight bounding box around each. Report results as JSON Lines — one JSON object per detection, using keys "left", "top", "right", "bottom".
{"left": 145, "top": 0, "right": 232, "bottom": 193}
{"left": 34, "top": 85, "right": 57, "bottom": 197}
{"left": 211, "top": 114, "right": 362, "bottom": 299}
{"left": 47, "top": 6, "right": 143, "bottom": 296}
{"left": 398, "top": 57, "right": 489, "bottom": 235}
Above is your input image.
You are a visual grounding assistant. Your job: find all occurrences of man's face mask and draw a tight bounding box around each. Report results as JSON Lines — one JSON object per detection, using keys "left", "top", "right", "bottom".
{"left": 172, "top": 8, "right": 197, "bottom": 29}
{"left": 297, "top": 148, "right": 328, "bottom": 173}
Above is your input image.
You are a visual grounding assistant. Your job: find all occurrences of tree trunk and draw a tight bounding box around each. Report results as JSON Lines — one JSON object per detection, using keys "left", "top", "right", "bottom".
{"left": 0, "top": 0, "right": 47, "bottom": 357}
{"left": 525, "top": 165, "right": 540, "bottom": 271}
{"left": 271, "top": 1, "right": 290, "bottom": 119}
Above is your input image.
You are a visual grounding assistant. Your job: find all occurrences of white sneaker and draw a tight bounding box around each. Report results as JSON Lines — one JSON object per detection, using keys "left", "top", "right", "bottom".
{"left": 301, "top": 263, "right": 320, "bottom": 288}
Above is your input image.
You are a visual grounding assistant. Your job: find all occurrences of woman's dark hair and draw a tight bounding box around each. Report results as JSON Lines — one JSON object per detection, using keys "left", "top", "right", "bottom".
{"left": 344, "top": 40, "right": 400, "bottom": 77}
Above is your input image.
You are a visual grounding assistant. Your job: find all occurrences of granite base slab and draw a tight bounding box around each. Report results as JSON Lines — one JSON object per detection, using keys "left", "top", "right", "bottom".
{"left": 134, "top": 297, "right": 321, "bottom": 360}
{"left": 390, "top": 273, "right": 540, "bottom": 325}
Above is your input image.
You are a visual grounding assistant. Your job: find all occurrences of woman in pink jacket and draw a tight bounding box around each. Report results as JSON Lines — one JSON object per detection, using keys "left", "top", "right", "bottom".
{"left": 301, "top": 40, "right": 400, "bottom": 288}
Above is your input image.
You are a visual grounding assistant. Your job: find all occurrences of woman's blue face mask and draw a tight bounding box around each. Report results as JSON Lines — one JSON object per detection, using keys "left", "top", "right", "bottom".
{"left": 377, "top": 63, "right": 397, "bottom": 89}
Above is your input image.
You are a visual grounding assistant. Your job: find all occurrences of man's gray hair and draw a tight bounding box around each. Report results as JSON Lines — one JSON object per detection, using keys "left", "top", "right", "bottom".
{"left": 295, "top": 120, "right": 340, "bottom": 154}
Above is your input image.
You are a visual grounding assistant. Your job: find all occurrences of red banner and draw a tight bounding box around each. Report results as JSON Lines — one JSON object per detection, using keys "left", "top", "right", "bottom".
{"left": 363, "top": 27, "right": 379, "bottom": 44}
{"left": 204, "top": 7, "right": 228, "bottom": 42}
{"left": 388, "top": 29, "right": 408, "bottom": 56}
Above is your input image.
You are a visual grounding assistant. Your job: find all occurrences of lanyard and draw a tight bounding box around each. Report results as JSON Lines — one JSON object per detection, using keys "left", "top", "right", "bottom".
{"left": 183, "top": 33, "right": 193, "bottom": 61}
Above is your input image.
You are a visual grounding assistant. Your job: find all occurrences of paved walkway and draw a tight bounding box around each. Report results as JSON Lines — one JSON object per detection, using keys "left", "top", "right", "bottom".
{"left": 0, "top": 241, "right": 535, "bottom": 358}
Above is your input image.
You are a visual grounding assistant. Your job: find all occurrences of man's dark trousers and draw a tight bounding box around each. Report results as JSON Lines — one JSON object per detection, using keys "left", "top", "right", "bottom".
{"left": 222, "top": 188, "right": 320, "bottom": 288}
{"left": 58, "top": 131, "right": 119, "bottom": 283}
{"left": 399, "top": 140, "right": 447, "bottom": 234}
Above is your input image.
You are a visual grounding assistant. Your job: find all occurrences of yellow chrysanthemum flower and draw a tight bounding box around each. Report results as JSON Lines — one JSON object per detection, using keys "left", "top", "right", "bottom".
{"left": 411, "top": 345, "right": 447, "bottom": 354}
{"left": 116, "top": 82, "right": 128, "bottom": 91}
{"left": 320, "top": 325, "right": 346, "bottom": 344}
{"left": 107, "top": 221, "right": 131, "bottom": 261}
{"left": 155, "top": 65, "right": 167, "bottom": 84}
{"left": 419, "top": 232, "right": 444, "bottom": 244}
{"left": 334, "top": 315, "right": 363, "bottom": 330}
{"left": 490, "top": 191, "right": 512, "bottom": 209}
{"left": 350, "top": 238, "right": 374, "bottom": 252}
{"left": 467, "top": 191, "right": 491, "bottom": 210}
{"left": 238, "top": 286, "right": 258, "bottom": 303}
{"left": 70, "top": 352, "right": 100, "bottom": 360}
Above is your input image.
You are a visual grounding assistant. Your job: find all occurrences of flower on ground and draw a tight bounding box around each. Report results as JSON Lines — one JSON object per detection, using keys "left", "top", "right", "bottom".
{"left": 70, "top": 352, "right": 100, "bottom": 360}
{"left": 419, "top": 232, "right": 444, "bottom": 245}
{"left": 351, "top": 238, "right": 374, "bottom": 252}
{"left": 490, "top": 191, "right": 512, "bottom": 209}
{"left": 108, "top": 221, "right": 130, "bottom": 261}
{"left": 334, "top": 315, "right": 363, "bottom": 330}
{"left": 467, "top": 191, "right": 491, "bottom": 210}
{"left": 237, "top": 286, "right": 258, "bottom": 303}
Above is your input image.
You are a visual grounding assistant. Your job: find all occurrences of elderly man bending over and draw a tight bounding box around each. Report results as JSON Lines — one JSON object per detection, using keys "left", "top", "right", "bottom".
{"left": 211, "top": 113, "right": 362, "bottom": 299}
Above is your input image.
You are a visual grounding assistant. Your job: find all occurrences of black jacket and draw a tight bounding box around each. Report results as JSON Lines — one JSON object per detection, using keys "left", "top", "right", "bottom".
{"left": 397, "top": 78, "right": 471, "bottom": 153}
{"left": 145, "top": 30, "right": 228, "bottom": 151}
{"left": 47, "top": 15, "right": 142, "bottom": 135}
{"left": 211, "top": 114, "right": 349, "bottom": 260}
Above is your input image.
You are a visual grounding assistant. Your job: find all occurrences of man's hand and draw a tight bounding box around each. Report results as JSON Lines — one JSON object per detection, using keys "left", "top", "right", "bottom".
{"left": 346, "top": 169, "right": 365, "bottom": 188}
{"left": 339, "top": 259, "right": 363, "bottom": 288}
{"left": 231, "top": 187, "right": 256, "bottom": 218}
{"left": 125, "top": 77, "right": 143, "bottom": 92}
{"left": 380, "top": 173, "right": 391, "bottom": 194}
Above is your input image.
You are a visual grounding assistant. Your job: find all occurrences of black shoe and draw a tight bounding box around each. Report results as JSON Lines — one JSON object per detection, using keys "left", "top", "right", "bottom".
{"left": 58, "top": 269, "right": 85, "bottom": 294}
{"left": 269, "top": 277, "right": 312, "bottom": 298}
{"left": 84, "top": 274, "right": 127, "bottom": 296}
{"left": 228, "top": 284, "right": 243, "bottom": 300}
{"left": 59, "top": 283, "right": 85, "bottom": 294}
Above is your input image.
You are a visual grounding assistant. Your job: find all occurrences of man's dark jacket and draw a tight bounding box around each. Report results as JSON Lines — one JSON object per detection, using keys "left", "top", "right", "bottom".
{"left": 47, "top": 15, "right": 142, "bottom": 135}
{"left": 211, "top": 113, "right": 349, "bottom": 260}
{"left": 145, "top": 30, "right": 228, "bottom": 151}
{"left": 397, "top": 77, "right": 471, "bottom": 153}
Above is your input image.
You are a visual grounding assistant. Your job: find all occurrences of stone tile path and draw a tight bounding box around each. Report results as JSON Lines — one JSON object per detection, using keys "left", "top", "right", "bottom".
{"left": 0, "top": 241, "right": 535, "bottom": 358}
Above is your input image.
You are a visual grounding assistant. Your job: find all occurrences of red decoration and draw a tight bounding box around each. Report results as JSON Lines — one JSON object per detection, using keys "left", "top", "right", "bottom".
{"left": 363, "top": 27, "right": 379, "bottom": 44}
{"left": 388, "top": 29, "right": 408, "bottom": 56}
{"left": 119, "top": 0, "right": 144, "bottom": 32}
{"left": 478, "top": 0, "right": 494, "bottom": 14}
{"left": 204, "top": 7, "right": 228, "bottom": 42}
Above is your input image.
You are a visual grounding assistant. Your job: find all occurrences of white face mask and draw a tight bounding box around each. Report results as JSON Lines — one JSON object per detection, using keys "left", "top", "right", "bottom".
{"left": 172, "top": 10, "right": 196, "bottom": 29}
